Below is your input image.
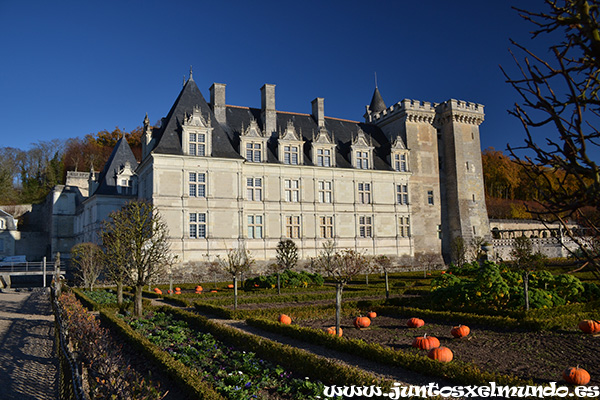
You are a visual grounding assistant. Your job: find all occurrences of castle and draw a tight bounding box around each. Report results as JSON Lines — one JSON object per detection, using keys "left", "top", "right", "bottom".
{"left": 58, "top": 72, "right": 491, "bottom": 267}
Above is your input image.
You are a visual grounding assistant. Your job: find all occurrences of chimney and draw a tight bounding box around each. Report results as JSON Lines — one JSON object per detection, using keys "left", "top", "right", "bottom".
{"left": 312, "top": 97, "right": 325, "bottom": 127}
{"left": 261, "top": 84, "right": 276, "bottom": 136}
{"left": 210, "top": 83, "right": 227, "bottom": 125}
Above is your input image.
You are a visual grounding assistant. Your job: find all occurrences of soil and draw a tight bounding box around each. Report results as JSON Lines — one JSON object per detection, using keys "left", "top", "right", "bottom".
{"left": 299, "top": 314, "right": 600, "bottom": 386}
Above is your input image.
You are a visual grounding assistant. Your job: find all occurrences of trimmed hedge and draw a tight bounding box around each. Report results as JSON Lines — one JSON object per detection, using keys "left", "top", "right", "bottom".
{"left": 99, "top": 309, "right": 225, "bottom": 400}
{"left": 246, "top": 317, "right": 529, "bottom": 388}
{"left": 156, "top": 306, "right": 391, "bottom": 390}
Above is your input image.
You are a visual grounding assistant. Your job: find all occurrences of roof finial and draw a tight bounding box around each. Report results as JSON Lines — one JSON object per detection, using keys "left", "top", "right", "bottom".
{"left": 189, "top": 65, "right": 193, "bottom": 81}
{"left": 374, "top": 72, "right": 378, "bottom": 88}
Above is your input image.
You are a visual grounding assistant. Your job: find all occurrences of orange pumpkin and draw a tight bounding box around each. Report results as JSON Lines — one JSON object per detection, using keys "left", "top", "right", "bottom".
{"left": 428, "top": 346, "right": 453, "bottom": 362}
{"left": 154, "top": 288, "right": 162, "bottom": 295}
{"left": 563, "top": 366, "right": 591, "bottom": 385}
{"left": 578, "top": 320, "right": 600, "bottom": 334}
{"left": 195, "top": 285, "right": 203, "bottom": 291}
{"left": 367, "top": 311, "right": 377, "bottom": 319}
{"left": 326, "top": 326, "right": 343, "bottom": 337}
{"left": 227, "top": 284, "right": 234, "bottom": 289}
{"left": 175, "top": 287, "right": 181, "bottom": 292}
{"left": 451, "top": 324, "right": 470, "bottom": 338}
{"left": 412, "top": 333, "right": 440, "bottom": 350}
{"left": 354, "top": 316, "right": 371, "bottom": 329}
{"left": 407, "top": 317, "right": 425, "bottom": 328}
{"left": 210, "top": 289, "right": 217, "bottom": 293}
{"left": 278, "top": 314, "right": 292, "bottom": 325}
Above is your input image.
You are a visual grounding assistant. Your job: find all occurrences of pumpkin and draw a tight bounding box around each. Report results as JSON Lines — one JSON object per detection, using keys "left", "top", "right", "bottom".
{"left": 367, "top": 311, "right": 377, "bottom": 319}
{"left": 227, "top": 284, "right": 234, "bottom": 289}
{"left": 210, "top": 289, "right": 217, "bottom": 293}
{"left": 175, "top": 287, "right": 181, "bottom": 292}
{"left": 354, "top": 316, "right": 371, "bottom": 329}
{"left": 450, "top": 324, "right": 470, "bottom": 338}
{"left": 578, "top": 320, "right": 600, "bottom": 334}
{"left": 563, "top": 366, "right": 591, "bottom": 385}
{"left": 195, "top": 285, "right": 203, "bottom": 291}
{"left": 154, "top": 288, "right": 162, "bottom": 295}
{"left": 278, "top": 314, "right": 292, "bottom": 325}
{"left": 427, "top": 346, "right": 453, "bottom": 362}
{"left": 326, "top": 326, "right": 343, "bottom": 337}
{"left": 407, "top": 317, "right": 425, "bottom": 328}
{"left": 412, "top": 333, "right": 440, "bottom": 350}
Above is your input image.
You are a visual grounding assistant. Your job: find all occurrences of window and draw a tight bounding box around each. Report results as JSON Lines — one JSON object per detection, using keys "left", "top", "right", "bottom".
{"left": 356, "top": 151, "right": 369, "bottom": 169}
{"left": 358, "top": 216, "right": 373, "bottom": 238}
{"left": 283, "top": 145, "right": 300, "bottom": 165}
{"left": 247, "top": 215, "right": 263, "bottom": 239}
{"left": 399, "top": 216, "right": 410, "bottom": 238}
{"left": 0, "top": 219, "right": 5, "bottom": 230}
{"left": 396, "top": 184, "right": 409, "bottom": 205}
{"left": 427, "top": 190, "right": 435, "bottom": 205}
{"left": 318, "top": 180, "right": 332, "bottom": 203}
{"left": 316, "top": 148, "right": 331, "bottom": 167}
{"left": 394, "top": 154, "right": 407, "bottom": 172}
{"left": 189, "top": 133, "right": 206, "bottom": 156}
{"left": 246, "top": 178, "right": 262, "bottom": 201}
{"left": 357, "top": 182, "right": 371, "bottom": 204}
{"left": 319, "top": 216, "right": 334, "bottom": 239}
{"left": 246, "top": 142, "right": 262, "bottom": 162}
{"left": 120, "top": 179, "right": 133, "bottom": 195}
{"left": 284, "top": 179, "right": 299, "bottom": 202}
{"left": 437, "top": 225, "right": 443, "bottom": 239}
{"left": 189, "top": 172, "right": 206, "bottom": 198}
{"left": 285, "top": 216, "right": 301, "bottom": 238}
{"left": 189, "top": 212, "right": 206, "bottom": 238}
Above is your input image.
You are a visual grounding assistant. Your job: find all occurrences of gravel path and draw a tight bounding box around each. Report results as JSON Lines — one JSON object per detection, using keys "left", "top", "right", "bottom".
{"left": 0, "top": 288, "right": 57, "bottom": 400}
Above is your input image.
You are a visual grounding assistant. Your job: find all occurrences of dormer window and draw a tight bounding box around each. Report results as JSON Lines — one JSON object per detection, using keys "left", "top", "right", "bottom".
{"left": 116, "top": 161, "right": 137, "bottom": 196}
{"left": 283, "top": 145, "right": 300, "bottom": 165}
{"left": 312, "top": 126, "right": 336, "bottom": 167}
{"left": 316, "top": 148, "right": 331, "bottom": 167}
{"left": 246, "top": 142, "right": 263, "bottom": 162}
{"left": 351, "top": 128, "right": 374, "bottom": 170}
{"left": 390, "top": 135, "right": 409, "bottom": 173}
{"left": 278, "top": 121, "right": 304, "bottom": 165}
{"left": 182, "top": 106, "right": 213, "bottom": 157}
{"left": 240, "top": 120, "right": 268, "bottom": 163}
{"left": 189, "top": 133, "right": 206, "bottom": 156}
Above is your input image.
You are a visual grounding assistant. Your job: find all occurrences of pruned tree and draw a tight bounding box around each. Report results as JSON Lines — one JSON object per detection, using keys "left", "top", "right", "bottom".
{"left": 509, "top": 235, "right": 547, "bottom": 311}
{"left": 450, "top": 236, "right": 468, "bottom": 267}
{"left": 71, "top": 242, "right": 103, "bottom": 290}
{"left": 274, "top": 239, "right": 298, "bottom": 294}
{"left": 415, "top": 252, "right": 444, "bottom": 278}
{"left": 312, "top": 241, "right": 368, "bottom": 336}
{"left": 373, "top": 255, "right": 392, "bottom": 299}
{"left": 216, "top": 241, "right": 254, "bottom": 311}
{"left": 502, "top": 0, "right": 600, "bottom": 280}
{"left": 100, "top": 200, "right": 174, "bottom": 317}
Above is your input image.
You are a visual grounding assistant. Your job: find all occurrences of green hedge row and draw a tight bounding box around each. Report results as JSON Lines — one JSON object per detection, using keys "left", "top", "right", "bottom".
{"left": 99, "top": 308, "right": 225, "bottom": 400}
{"left": 157, "top": 306, "right": 391, "bottom": 390}
{"left": 246, "top": 317, "right": 529, "bottom": 388}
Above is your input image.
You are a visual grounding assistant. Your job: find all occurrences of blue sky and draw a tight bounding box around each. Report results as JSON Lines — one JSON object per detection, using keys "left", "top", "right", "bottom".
{"left": 0, "top": 1, "right": 563, "bottom": 158}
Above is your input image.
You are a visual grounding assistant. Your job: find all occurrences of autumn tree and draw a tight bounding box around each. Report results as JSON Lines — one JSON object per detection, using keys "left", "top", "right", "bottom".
{"left": 312, "top": 242, "right": 368, "bottom": 336}
{"left": 101, "top": 200, "right": 174, "bottom": 317}
{"left": 502, "top": 0, "right": 600, "bottom": 280}
{"left": 71, "top": 242, "right": 103, "bottom": 290}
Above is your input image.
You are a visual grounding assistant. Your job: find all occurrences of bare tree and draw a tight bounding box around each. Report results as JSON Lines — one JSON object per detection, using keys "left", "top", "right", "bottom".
{"left": 373, "top": 255, "right": 392, "bottom": 299}
{"left": 415, "top": 252, "right": 444, "bottom": 278}
{"left": 312, "top": 241, "right": 368, "bottom": 336}
{"left": 502, "top": 0, "right": 600, "bottom": 280}
{"left": 101, "top": 200, "right": 174, "bottom": 317}
{"left": 216, "top": 241, "right": 254, "bottom": 311}
{"left": 274, "top": 239, "right": 298, "bottom": 294}
{"left": 450, "top": 236, "right": 468, "bottom": 267}
{"left": 71, "top": 242, "right": 103, "bottom": 290}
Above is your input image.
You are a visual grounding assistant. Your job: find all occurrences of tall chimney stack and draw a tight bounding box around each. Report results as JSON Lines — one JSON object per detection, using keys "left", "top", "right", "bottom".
{"left": 209, "top": 83, "right": 227, "bottom": 126}
{"left": 261, "top": 84, "right": 276, "bottom": 136}
{"left": 312, "top": 97, "right": 325, "bottom": 127}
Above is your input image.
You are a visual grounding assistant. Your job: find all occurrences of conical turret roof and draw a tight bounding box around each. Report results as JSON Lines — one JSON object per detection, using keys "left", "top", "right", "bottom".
{"left": 369, "top": 87, "right": 387, "bottom": 114}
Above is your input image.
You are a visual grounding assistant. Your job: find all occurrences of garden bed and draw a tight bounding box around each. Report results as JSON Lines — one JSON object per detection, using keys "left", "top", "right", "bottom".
{"left": 297, "top": 314, "right": 599, "bottom": 386}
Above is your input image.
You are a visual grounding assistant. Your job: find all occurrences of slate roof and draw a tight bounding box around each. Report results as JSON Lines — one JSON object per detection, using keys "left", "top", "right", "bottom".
{"left": 149, "top": 78, "right": 395, "bottom": 171}
{"left": 93, "top": 137, "right": 139, "bottom": 195}
{"left": 369, "top": 87, "right": 387, "bottom": 114}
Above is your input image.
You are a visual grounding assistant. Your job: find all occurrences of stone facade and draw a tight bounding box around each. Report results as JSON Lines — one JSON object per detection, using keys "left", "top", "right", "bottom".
{"left": 68, "top": 74, "right": 492, "bottom": 267}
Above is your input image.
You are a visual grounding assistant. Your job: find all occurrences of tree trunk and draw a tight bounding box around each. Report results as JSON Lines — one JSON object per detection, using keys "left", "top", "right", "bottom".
{"left": 385, "top": 271, "right": 390, "bottom": 300}
{"left": 134, "top": 285, "right": 143, "bottom": 317}
{"left": 277, "top": 272, "right": 281, "bottom": 295}
{"left": 233, "top": 275, "right": 238, "bottom": 311}
{"left": 116, "top": 280, "right": 124, "bottom": 306}
{"left": 523, "top": 272, "right": 530, "bottom": 311}
{"left": 365, "top": 273, "right": 369, "bottom": 286}
{"left": 335, "top": 283, "right": 343, "bottom": 336}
